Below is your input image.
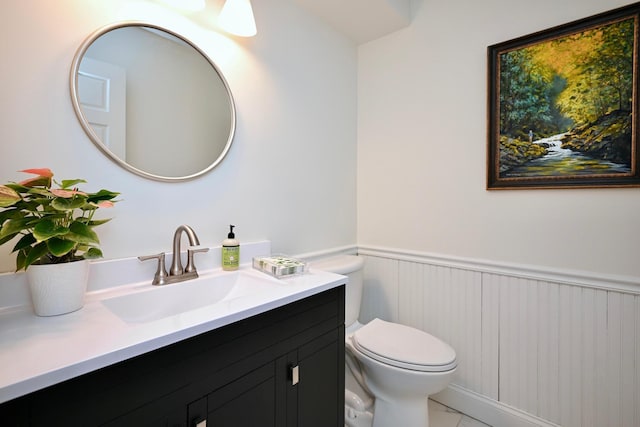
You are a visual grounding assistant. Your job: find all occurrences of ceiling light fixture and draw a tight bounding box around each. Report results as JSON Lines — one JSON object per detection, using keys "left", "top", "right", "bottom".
{"left": 160, "top": 0, "right": 206, "bottom": 12}
{"left": 218, "top": 0, "right": 257, "bottom": 37}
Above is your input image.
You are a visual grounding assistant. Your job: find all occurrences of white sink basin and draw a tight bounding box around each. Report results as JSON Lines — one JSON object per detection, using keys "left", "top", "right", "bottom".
{"left": 101, "top": 270, "right": 283, "bottom": 323}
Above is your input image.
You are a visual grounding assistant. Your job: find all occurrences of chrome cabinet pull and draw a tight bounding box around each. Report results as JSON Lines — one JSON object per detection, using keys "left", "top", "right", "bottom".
{"left": 291, "top": 365, "right": 299, "bottom": 385}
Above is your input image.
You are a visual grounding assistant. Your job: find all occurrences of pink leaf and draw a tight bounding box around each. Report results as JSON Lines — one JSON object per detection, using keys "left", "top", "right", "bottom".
{"left": 51, "top": 188, "right": 87, "bottom": 198}
{"left": 96, "top": 200, "right": 115, "bottom": 208}
{"left": 19, "top": 168, "right": 54, "bottom": 178}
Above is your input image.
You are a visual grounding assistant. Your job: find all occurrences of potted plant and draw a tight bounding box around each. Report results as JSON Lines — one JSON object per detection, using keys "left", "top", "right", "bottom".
{"left": 0, "top": 168, "right": 119, "bottom": 316}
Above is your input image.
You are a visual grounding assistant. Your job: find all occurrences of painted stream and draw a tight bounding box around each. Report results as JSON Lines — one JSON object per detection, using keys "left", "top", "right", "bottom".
{"left": 504, "top": 133, "right": 630, "bottom": 177}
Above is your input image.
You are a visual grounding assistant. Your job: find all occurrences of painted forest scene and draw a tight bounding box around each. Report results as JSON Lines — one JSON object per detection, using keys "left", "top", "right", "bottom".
{"left": 496, "top": 17, "right": 635, "bottom": 180}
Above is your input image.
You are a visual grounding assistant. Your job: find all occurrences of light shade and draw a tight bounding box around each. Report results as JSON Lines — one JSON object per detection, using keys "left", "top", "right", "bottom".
{"left": 218, "top": 0, "right": 257, "bottom": 37}
{"left": 160, "top": 0, "right": 206, "bottom": 12}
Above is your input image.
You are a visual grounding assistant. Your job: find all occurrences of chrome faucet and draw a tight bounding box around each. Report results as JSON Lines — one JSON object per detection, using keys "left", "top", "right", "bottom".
{"left": 139, "top": 225, "right": 209, "bottom": 286}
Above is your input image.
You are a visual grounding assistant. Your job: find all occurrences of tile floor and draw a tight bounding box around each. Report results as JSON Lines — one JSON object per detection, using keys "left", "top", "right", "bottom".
{"left": 428, "top": 399, "right": 492, "bottom": 427}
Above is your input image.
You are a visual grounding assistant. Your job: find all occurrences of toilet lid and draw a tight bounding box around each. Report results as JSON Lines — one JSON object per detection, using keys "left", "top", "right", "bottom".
{"left": 352, "top": 318, "right": 457, "bottom": 372}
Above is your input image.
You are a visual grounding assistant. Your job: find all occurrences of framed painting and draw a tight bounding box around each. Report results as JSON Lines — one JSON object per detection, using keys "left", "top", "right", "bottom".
{"left": 487, "top": 3, "right": 640, "bottom": 189}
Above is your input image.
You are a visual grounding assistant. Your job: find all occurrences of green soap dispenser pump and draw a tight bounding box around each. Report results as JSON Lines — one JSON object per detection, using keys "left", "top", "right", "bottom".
{"left": 222, "top": 225, "right": 239, "bottom": 271}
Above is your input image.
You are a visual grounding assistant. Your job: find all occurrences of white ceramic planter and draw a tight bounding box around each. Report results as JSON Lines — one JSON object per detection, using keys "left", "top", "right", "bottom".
{"left": 26, "top": 260, "right": 89, "bottom": 316}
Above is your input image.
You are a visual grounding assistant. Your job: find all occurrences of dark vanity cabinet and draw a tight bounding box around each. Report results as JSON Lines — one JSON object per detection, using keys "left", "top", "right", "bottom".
{"left": 0, "top": 285, "right": 345, "bottom": 427}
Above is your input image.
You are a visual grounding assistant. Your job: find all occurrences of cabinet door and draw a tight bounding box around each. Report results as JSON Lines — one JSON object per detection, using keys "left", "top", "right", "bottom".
{"left": 197, "top": 361, "right": 283, "bottom": 427}
{"left": 296, "top": 327, "right": 345, "bottom": 427}
{"left": 102, "top": 388, "right": 188, "bottom": 427}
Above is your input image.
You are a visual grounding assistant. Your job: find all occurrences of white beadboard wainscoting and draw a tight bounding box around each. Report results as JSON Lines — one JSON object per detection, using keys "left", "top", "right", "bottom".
{"left": 357, "top": 246, "right": 640, "bottom": 427}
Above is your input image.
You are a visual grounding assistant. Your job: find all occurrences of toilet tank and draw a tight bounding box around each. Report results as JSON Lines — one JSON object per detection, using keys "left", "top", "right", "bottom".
{"left": 312, "top": 255, "right": 364, "bottom": 328}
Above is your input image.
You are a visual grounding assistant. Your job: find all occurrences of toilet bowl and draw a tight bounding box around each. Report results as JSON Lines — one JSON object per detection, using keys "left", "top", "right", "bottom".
{"left": 348, "top": 318, "right": 456, "bottom": 427}
{"left": 313, "top": 255, "right": 457, "bottom": 427}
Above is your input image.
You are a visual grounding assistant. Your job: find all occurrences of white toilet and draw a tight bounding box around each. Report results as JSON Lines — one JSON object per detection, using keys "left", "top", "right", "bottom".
{"left": 313, "top": 255, "right": 457, "bottom": 427}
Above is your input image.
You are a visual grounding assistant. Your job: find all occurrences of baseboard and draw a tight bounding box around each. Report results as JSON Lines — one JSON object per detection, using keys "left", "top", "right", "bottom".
{"left": 432, "top": 384, "right": 560, "bottom": 427}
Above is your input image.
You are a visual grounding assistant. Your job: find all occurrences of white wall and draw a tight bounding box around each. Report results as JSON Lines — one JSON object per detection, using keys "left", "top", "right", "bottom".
{"left": 0, "top": 0, "right": 358, "bottom": 273}
{"left": 357, "top": 2, "right": 640, "bottom": 425}
{"left": 357, "top": 0, "right": 640, "bottom": 279}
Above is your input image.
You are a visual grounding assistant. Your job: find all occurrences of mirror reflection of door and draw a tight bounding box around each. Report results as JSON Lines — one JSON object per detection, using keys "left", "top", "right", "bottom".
{"left": 77, "top": 57, "right": 126, "bottom": 159}
{"left": 71, "top": 24, "right": 236, "bottom": 181}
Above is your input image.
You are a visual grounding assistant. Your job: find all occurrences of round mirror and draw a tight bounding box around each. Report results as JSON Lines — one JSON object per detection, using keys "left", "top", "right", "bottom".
{"left": 70, "top": 22, "right": 236, "bottom": 182}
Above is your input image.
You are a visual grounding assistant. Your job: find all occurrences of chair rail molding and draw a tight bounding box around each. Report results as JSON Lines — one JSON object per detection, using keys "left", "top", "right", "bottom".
{"left": 358, "top": 245, "right": 640, "bottom": 295}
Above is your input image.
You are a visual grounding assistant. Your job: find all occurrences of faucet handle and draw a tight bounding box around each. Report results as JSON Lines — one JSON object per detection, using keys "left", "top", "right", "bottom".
{"left": 186, "top": 245, "right": 210, "bottom": 274}
{"left": 138, "top": 252, "right": 169, "bottom": 286}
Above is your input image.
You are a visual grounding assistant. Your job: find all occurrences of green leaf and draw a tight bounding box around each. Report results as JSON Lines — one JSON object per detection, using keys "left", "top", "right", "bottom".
{"left": 46, "top": 237, "right": 76, "bottom": 257}
{"left": 16, "top": 249, "right": 27, "bottom": 271}
{"left": 0, "top": 217, "right": 33, "bottom": 239}
{"left": 87, "top": 218, "right": 111, "bottom": 227}
{"left": 59, "top": 179, "right": 86, "bottom": 189}
{"left": 24, "top": 242, "right": 49, "bottom": 269}
{"left": 20, "top": 175, "right": 51, "bottom": 188}
{"left": 0, "top": 185, "right": 20, "bottom": 207}
{"left": 80, "top": 204, "right": 97, "bottom": 212}
{"left": 0, "top": 208, "right": 25, "bottom": 224}
{"left": 33, "top": 218, "right": 69, "bottom": 242}
{"left": 87, "top": 189, "right": 119, "bottom": 203}
{"left": 12, "top": 234, "right": 36, "bottom": 252}
{"left": 21, "top": 198, "right": 51, "bottom": 212}
{"left": 27, "top": 188, "right": 53, "bottom": 197}
{"left": 52, "top": 196, "right": 87, "bottom": 211}
{"left": 67, "top": 221, "right": 99, "bottom": 245}
{"left": 0, "top": 232, "right": 18, "bottom": 246}
{"left": 5, "top": 183, "right": 30, "bottom": 192}
{"left": 84, "top": 247, "right": 103, "bottom": 259}
{"left": 39, "top": 212, "right": 66, "bottom": 221}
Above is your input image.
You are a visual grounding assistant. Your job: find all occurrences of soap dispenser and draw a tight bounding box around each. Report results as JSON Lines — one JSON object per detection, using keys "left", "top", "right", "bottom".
{"left": 222, "top": 225, "right": 239, "bottom": 271}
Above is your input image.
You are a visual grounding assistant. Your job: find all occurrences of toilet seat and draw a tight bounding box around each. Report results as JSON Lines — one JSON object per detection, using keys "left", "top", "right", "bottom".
{"left": 352, "top": 318, "right": 457, "bottom": 372}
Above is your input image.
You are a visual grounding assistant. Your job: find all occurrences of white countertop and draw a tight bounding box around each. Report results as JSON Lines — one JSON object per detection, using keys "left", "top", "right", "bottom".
{"left": 0, "top": 242, "right": 346, "bottom": 404}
